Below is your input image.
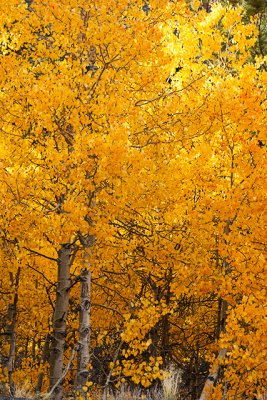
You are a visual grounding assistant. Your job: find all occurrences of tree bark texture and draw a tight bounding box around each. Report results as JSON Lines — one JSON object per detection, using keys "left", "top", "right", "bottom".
{"left": 49, "top": 244, "right": 71, "bottom": 400}
{"left": 75, "top": 268, "right": 91, "bottom": 392}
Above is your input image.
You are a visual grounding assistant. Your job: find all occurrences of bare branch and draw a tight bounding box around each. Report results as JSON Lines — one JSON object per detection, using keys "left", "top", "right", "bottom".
{"left": 27, "top": 263, "right": 56, "bottom": 286}
{"left": 24, "top": 247, "right": 58, "bottom": 262}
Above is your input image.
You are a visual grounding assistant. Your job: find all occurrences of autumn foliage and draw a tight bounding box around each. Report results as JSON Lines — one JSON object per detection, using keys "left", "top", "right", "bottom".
{"left": 0, "top": 0, "right": 266, "bottom": 399}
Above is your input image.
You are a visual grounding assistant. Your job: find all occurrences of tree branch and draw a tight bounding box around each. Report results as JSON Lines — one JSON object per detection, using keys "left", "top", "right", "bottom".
{"left": 24, "top": 247, "right": 58, "bottom": 262}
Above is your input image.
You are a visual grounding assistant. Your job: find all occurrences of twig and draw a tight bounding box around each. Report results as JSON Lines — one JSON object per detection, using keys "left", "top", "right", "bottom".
{"left": 135, "top": 75, "right": 204, "bottom": 107}
{"left": 91, "top": 302, "right": 124, "bottom": 319}
{"left": 27, "top": 263, "right": 56, "bottom": 286}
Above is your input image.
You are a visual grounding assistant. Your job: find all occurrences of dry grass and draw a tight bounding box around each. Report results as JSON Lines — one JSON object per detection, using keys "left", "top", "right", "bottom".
{"left": 162, "top": 365, "right": 182, "bottom": 400}
{"left": 104, "top": 384, "right": 161, "bottom": 400}
{"left": 104, "top": 365, "right": 182, "bottom": 400}
{"left": 15, "top": 383, "right": 33, "bottom": 399}
{"left": 2, "top": 365, "right": 183, "bottom": 400}
{"left": 5, "top": 382, "right": 34, "bottom": 399}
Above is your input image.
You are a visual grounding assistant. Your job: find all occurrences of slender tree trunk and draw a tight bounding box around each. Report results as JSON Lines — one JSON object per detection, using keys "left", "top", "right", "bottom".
{"left": 200, "top": 222, "right": 231, "bottom": 400}
{"left": 50, "top": 244, "right": 71, "bottom": 400}
{"left": 161, "top": 272, "right": 172, "bottom": 366}
{"left": 35, "top": 333, "right": 51, "bottom": 399}
{"left": 199, "top": 348, "right": 227, "bottom": 400}
{"left": 6, "top": 267, "right": 20, "bottom": 397}
{"left": 75, "top": 268, "right": 91, "bottom": 393}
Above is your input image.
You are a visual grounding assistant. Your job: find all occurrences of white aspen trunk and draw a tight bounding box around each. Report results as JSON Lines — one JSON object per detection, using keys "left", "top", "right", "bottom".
{"left": 50, "top": 244, "right": 71, "bottom": 400}
{"left": 75, "top": 267, "right": 91, "bottom": 392}
{"left": 199, "top": 348, "right": 227, "bottom": 400}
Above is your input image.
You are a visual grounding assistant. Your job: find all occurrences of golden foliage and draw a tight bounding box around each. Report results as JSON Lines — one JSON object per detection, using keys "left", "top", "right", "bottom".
{"left": 0, "top": 0, "right": 266, "bottom": 399}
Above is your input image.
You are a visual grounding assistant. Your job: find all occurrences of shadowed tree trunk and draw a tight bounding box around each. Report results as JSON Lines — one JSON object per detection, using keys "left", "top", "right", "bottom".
{"left": 7, "top": 267, "right": 21, "bottom": 397}
{"left": 217, "top": 298, "right": 228, "bottom": 338}
{"left": 35, "top": 333, "right": 51, "bottom": 399}
{"left": 199, "top": 221, "right": 231, "bottom": 400}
